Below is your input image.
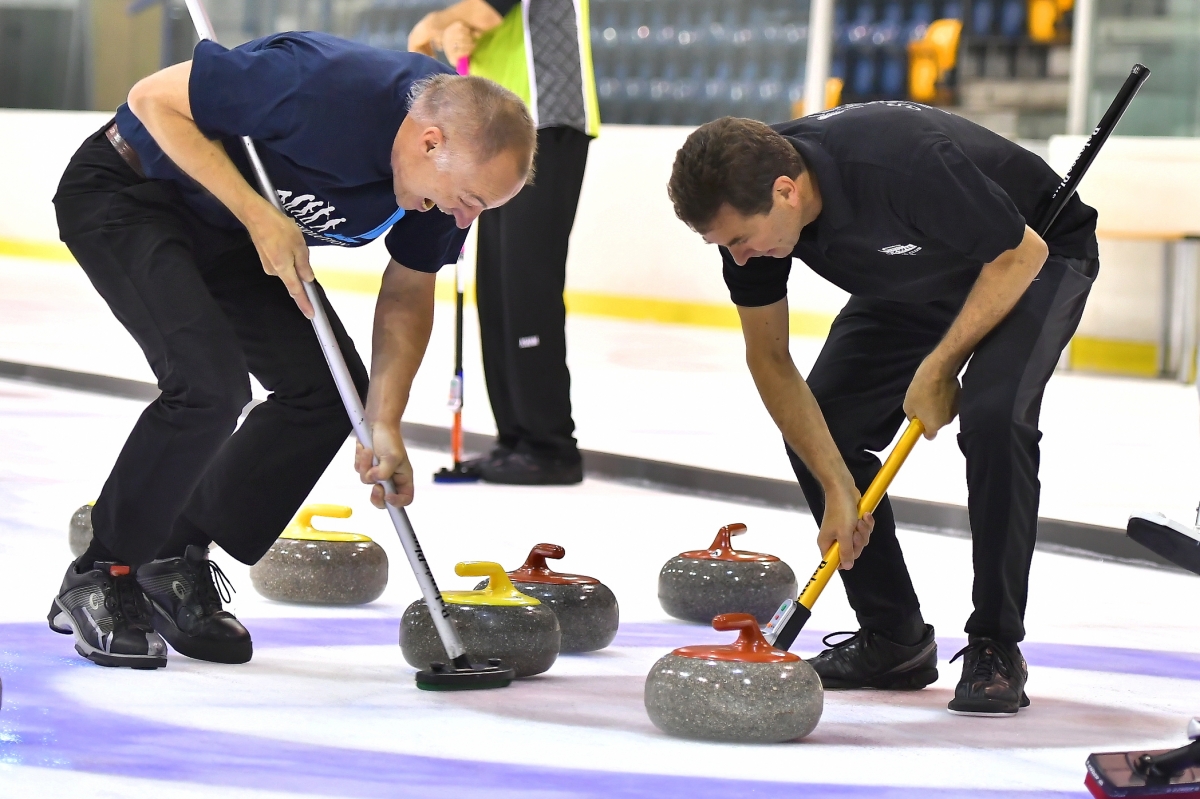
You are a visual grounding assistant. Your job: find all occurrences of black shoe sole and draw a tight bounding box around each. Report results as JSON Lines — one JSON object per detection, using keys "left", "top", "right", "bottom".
{"left": 947, "top": 691, "right": 1031, "bottom": 717}
{"left": 47, "top": 599, "right": 167, "bottom": 670}
{"left": 148, "top": 601, "right": 253, "bottom": 664}
{"left": 820, "top": 666, "right": 939, "bottom": 691}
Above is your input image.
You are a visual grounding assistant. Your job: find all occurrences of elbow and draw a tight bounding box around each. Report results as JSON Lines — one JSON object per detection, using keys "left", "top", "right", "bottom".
{"left": 126, "top": 76, "right": 153, "bottom": 120}
{"left": 745, "top": 345, "right": 793, "bottom": 378}
{"left": 1026, "top": 228, "right": 1049, "bottom": 273}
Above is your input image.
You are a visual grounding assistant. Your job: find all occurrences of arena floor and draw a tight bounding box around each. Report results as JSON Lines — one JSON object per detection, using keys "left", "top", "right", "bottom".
{"left": 1, "top": 254, "right": 1198, "bottom": 797}
{"left": 1, "top": 380, "right": 1198, "bottom": 798}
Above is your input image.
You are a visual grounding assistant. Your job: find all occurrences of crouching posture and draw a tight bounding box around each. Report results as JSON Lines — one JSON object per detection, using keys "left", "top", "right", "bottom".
{"left": 668, "top": 106, "right": 1097, "bottom": 716}
{"left": 50, "top": 31, "right": 533, "bottom": 668}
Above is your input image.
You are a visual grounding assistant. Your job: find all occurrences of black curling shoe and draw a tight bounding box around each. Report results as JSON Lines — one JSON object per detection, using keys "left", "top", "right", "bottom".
{"left": 947, "top": 637, "right": 1029, "bottom": 716}
{"left": 137, "top": 545, "right": 252, "bottom": 664}
{"left": 48, "top": 560, "right": 168, "bottom": 669}
{"left": 807, "top": 625, "right": 939, "bottom": 690}
{"left": 480, "top": 451, "right": 583, "bottom": 485}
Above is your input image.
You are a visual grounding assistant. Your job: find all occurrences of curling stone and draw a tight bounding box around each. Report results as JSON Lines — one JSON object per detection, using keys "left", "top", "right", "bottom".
{"left": 68, "top": 502, "right": 94, "bottom": 557}
{"left": 658, "top": 523, "right": 797, "bottom": 624}
{"left": 249, "top": 504, "right": 388, "bottom": 605}
{"left": 475, "top": 544, "right": 618, "bottom": 653}
{"left": 644, "top": 612, "right": 823, "bottom": 743}
{"left": 401, "top": 561, "right": 560, "bottom": 678}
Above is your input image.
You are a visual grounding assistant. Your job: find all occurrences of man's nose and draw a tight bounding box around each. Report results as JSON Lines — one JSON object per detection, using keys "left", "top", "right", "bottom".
{"left": 456, "top": 207, "right": 482, "bottom": 228}
{"left": 732, "top": 248, "right": 752, "bottom": 266}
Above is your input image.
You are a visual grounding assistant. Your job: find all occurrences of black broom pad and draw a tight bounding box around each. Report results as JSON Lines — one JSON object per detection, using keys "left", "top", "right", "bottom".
{"left": 1127, "top": 514, "right": 1200, "bottom": 577}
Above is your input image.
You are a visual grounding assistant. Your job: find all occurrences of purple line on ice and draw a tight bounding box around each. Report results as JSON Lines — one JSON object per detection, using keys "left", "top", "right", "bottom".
{"left": 0, "top": 618, "right": 1191, "bottom": 798}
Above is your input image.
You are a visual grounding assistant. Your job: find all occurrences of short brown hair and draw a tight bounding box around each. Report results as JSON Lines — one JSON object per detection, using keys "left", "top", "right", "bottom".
{"left": 668, "top": 117, "right": 805, "bottom": 232}
{"left": 408, "top": 73, "right": 537, "bottom": 181}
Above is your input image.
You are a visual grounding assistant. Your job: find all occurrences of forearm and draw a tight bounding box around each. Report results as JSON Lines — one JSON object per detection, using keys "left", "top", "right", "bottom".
{"left": 127, "top": 62, "right": 275, "bottom": 232}
{"left": 409, "top": 0, "right": 502, "bottom": 53}
{"left": 366, "top": 261, "right": 437, "bottom": 426}
{"left": 926, "top": 226, "right": 1049, "bottom": 375}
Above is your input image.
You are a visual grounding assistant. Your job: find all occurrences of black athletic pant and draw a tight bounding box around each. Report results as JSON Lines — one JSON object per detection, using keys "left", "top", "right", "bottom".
{"left": 53, "top": 125, "right": 368, "bottom": 568}
{"left": 476, "top": 126, "right": 590, "bottom": 462}
{"left": 788, "top": 253, "right": 1098, "bottom": 643}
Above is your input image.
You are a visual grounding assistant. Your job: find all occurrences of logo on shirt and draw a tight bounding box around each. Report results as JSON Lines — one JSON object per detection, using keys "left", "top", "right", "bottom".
{"left": 879, "top": 244, "right": 923, "bottom": 256}
{"left": 275, "top": 189, "right": 405, "bottom": 248}
{"left": 278, "top": 190, "right": 346, "bottom": 236}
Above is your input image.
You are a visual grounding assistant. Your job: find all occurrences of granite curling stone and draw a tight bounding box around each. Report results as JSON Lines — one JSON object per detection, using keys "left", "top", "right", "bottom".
{"left": 475, "top": 544, "right": 618, "bottom": 653}
{"left": 68, "top": 502, "right": 94, "bottom": 557}
{"left": 402, "top": 561, "right": 560, "bottom": 678}
{"left": 249, "top": 504, "right": 388, "bottom": 605}
{"left": 644, "top": 612, "right": 823, "bottom": 743}
{"left": 658, "top": 523, "right": 797, "bottom": 624}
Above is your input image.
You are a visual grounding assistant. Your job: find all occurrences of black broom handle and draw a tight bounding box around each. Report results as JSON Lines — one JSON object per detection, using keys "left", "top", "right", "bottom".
{"left": 1036, "top": 63, "right": 1150, "bottom": 237}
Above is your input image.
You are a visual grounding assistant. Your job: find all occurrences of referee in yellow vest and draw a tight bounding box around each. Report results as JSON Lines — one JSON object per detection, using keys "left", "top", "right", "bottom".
{"left": 411, "top": 0, "right": 599, "bottom": 484}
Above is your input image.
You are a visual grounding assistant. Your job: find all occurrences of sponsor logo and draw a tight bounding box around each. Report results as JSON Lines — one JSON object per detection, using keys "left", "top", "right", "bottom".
{"left": 815, "top": 100, "right": 927, "bottom": 121}
{"left": 88, "top": 591, "right": 102, "bottom": 611}
{"left": 880, "top": 243, "right": 923, "bottom": 256}
{"left": 275, "top": 189, "right": 404, "bottom": 248}
{"left": 171, "top": 580, "right": 187, "bottom": 601}
{"left": 518, "top": 335, "right": 540, "bottom": 349}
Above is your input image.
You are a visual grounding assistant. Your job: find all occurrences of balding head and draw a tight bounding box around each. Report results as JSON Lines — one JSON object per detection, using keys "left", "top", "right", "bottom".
{"left": 408, "top": 73, "right": 536, "bottom": 178}
{"left": 392, "top": 73, "right": 536, "bottom": 228}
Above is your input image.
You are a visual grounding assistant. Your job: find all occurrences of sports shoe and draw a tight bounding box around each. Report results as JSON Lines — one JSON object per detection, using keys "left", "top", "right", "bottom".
{"left": 947, "top": 637, "right": 1030, "bottom": 716}
{"left": 806, "top": 625, "right": 938, "bottom": 689}
{"left": 480, "top": 451, "right": 583, "bottom": 485}
{"left": 137, "top": 545, "right": 252, "bottom": 664}
{"left": 457, "top": 446, "right": 511, "bottom": 478}
{"left": 48, "top": 560, "right": 167, "bottom": 669}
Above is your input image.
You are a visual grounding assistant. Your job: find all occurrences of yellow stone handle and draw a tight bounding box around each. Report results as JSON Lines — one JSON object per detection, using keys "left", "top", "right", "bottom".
{"left": 798, "top": 419, "right": 925, "bottom": 610}
{"left": 455, "top": 561, "right": 525, "bottom": 602}
{"left": 283, "top": 504, "right": 371, "bottom": 543}
{"left": 295, "top": 504, "right": 352, "bottom": 533}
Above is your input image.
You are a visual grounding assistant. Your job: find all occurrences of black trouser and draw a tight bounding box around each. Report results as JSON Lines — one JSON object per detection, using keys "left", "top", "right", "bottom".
{"left": 476, "top": 125, "right": 590, "bottom": 462}
{"left": 53, "top": 125, "right": 368, "bottom": 568}
{"left": 788, "top": 253, "right": 1097, "bottom": 643}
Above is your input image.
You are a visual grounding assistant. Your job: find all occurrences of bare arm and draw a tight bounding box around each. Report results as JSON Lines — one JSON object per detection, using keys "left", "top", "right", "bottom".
{"left": 408, "top": 0, "right": 504, "bottom": 60}
{"left": 903, "top": 225, "right": 1049, "bottom": 437}
{"left": 126, "top": 61, "right": 315, "bottom": 317}
{"left": 740, "top": 299, "right": 874, "bottom": 569}
{"left": 355, "top": 260, "right": 437, "bottom": 508}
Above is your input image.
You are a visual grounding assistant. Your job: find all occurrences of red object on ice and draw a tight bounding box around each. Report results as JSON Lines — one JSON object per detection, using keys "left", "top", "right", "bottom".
{"left": 1086, "top": 751, "right": 1200, "bottom": 798}
{"left": 508, "top": 544, "right": 598, "bottom": 585}
{"left": 671, "top": 613, "right": 800, "bottom": 663}
{"left": 678, "top": 523, "right": 780, "bottom": 562}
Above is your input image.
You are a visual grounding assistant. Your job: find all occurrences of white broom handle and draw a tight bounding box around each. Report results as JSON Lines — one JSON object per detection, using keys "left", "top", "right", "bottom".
{"left": 181, "top": 0, "right": 467, "bottom": 661}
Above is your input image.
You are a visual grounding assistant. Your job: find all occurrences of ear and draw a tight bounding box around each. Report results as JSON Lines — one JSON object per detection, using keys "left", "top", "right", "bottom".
{"left": 774, "top": 175, "right": 799, "bottom": 207}
{"left": 421, "top": 126, "right": 446, "bottom": 154}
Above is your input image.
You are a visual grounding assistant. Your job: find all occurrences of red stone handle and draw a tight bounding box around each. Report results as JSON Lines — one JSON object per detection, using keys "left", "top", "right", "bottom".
{"left": 706, "top": 523, "right": 748, "bottom": 553}
{"left": 712, "top": 612, "right": 774, "bottom": 653}
{"left": 519, "top": 543, "right": 565, "bottom": 573}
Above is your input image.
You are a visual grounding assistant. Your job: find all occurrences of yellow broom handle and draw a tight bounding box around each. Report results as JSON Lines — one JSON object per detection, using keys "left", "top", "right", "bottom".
{"left": 797, "top": 418, "right": 925, "bottom": 610}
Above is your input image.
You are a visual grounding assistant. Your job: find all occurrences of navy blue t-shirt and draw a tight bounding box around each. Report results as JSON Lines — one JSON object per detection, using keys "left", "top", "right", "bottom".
{"left": 114, "top": 32, "right": 467, "bottom": 273}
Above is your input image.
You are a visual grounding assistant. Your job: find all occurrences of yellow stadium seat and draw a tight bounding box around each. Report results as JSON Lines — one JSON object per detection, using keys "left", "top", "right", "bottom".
{"left": 908, "top": 19, "right": 962, "bottom": 104}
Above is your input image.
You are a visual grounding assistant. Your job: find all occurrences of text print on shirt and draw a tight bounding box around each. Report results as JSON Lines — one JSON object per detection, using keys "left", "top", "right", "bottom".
{"left": 275, "top": 189, "right": 405, "bottom": 247}
{"left": 879, "top": 244, "right": 923, "bottom": 255}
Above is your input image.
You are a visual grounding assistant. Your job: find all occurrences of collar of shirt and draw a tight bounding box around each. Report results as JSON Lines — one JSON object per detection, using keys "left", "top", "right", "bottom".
{"left": 785, "top": 135, "right": 852, "bottom": 256}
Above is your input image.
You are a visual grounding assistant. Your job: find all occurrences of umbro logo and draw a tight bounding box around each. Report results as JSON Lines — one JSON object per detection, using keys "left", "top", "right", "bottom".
{"left": 880, "top": 244, "right": 922, "bottom": 256}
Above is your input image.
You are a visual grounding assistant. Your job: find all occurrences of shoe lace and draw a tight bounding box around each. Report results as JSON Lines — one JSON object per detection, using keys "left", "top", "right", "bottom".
{"left": 821, "top": 630, "right": 865, "bottom": 649}
{"left": 108, "top": 574, "right": 150, "bottom": 626}
{"left": 195, "top": 558, "right": 235, "bottom": 615}
{"left": 950, "top": 640, "right": 1012, "bottom": 681}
